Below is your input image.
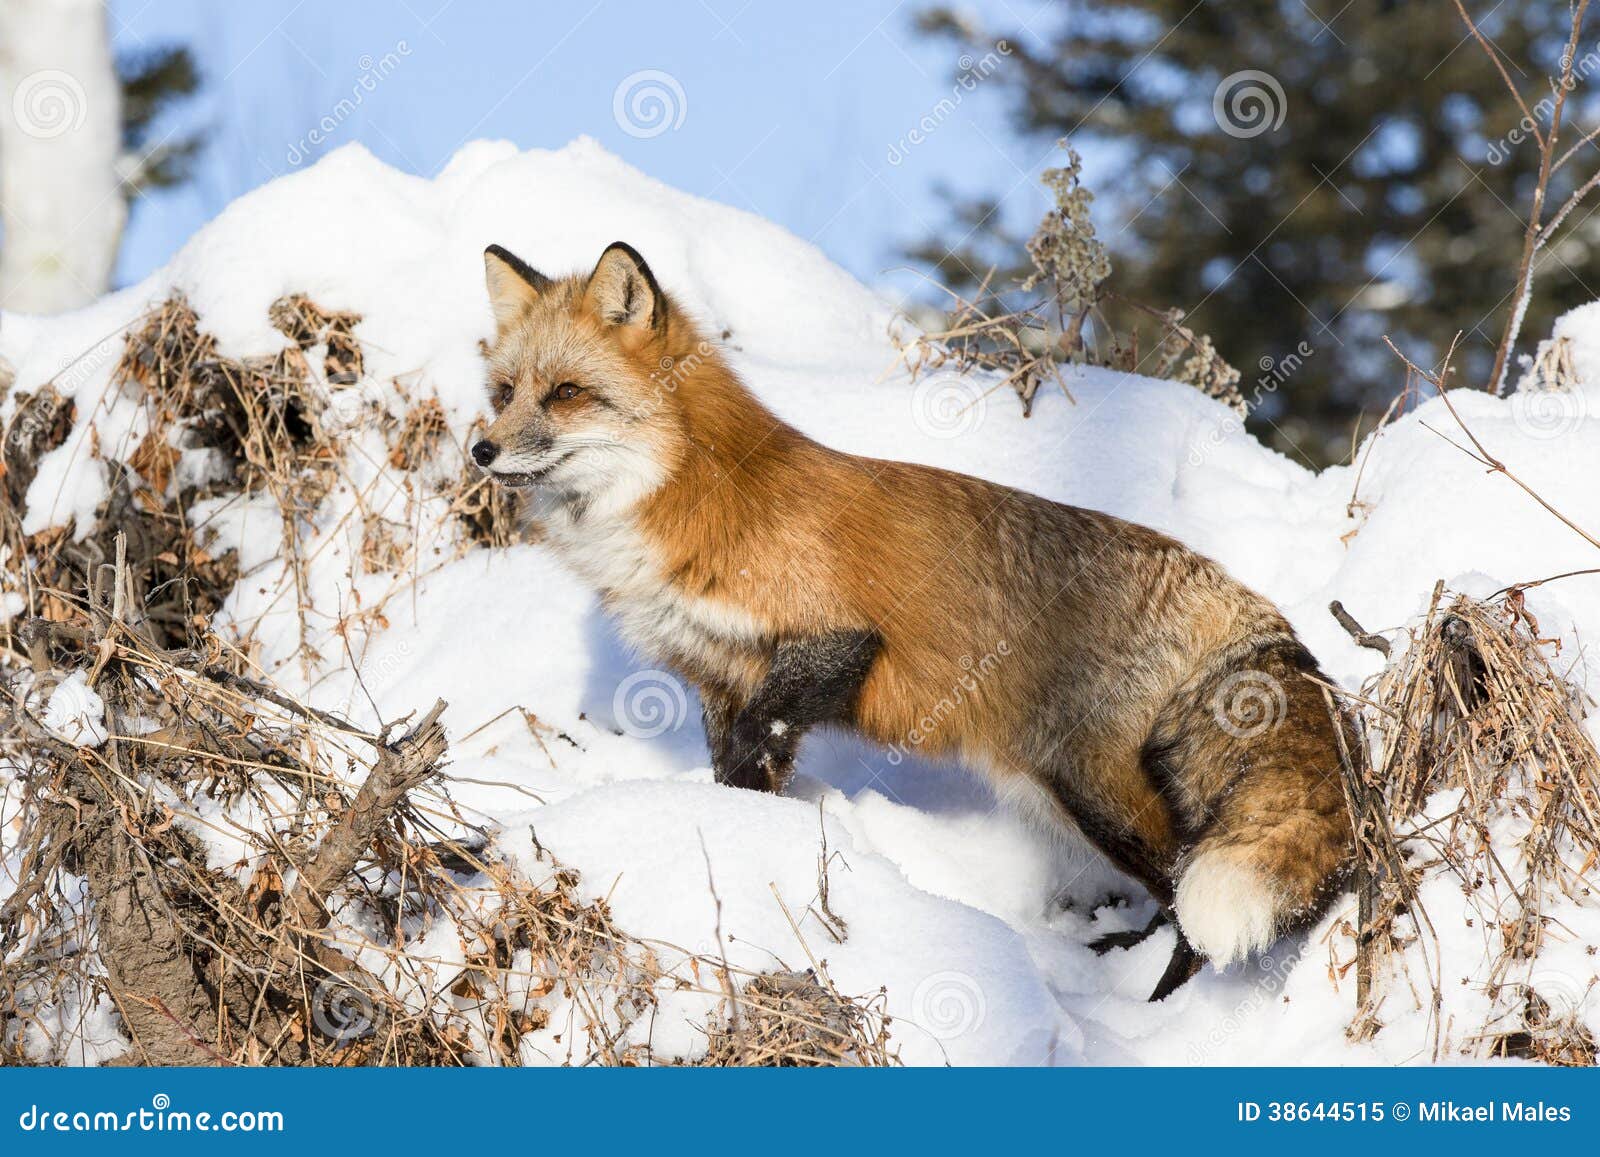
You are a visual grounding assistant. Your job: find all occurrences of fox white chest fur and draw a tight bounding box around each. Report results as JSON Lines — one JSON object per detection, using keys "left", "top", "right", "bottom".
{"left": 538, "top": 499, "right": 763, "bottom": 673}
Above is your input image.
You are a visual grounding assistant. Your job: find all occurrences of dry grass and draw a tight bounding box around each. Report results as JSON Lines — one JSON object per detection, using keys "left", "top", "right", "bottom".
{"left": 1335, "top": 582, "right": 1600, "bottom": 1064}
{"left": 894, "top": 142, "right": 1242, "bottom": 418}
{"left": 698, "top": 968, "right": 894, "bottom": 1067}
{"left": 2, "top": 604, "right": 893, "bottom": 1065}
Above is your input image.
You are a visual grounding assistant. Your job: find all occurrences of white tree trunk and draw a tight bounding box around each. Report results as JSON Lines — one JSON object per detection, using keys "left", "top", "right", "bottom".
{"left": 0, "top": 0, "right": 124, "bottom": 313}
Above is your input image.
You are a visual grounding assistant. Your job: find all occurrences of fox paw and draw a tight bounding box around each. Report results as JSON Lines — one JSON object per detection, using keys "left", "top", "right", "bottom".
{"left": 717, "top": 715, "right": 798, "bottom": 793}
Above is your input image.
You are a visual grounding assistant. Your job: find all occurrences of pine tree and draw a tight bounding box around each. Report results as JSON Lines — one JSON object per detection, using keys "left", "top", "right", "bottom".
{"left": 913, "top": 1, "right": 1599, "bottom": 463}
{"left": 118, "top": 43, "right": 202, "bottom": 195}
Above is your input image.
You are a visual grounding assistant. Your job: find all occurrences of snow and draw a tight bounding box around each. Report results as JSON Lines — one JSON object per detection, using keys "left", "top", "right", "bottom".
{"left": 4, "top": 138, "right": 1600, "bottom": 1065}
{"left": 505, "top": 782, "right": 1075, "bottom": 1065}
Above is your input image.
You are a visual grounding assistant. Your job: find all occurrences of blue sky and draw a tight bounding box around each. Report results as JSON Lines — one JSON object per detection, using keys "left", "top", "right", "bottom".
{"left": 109, "top": 0, "right": 1065, "bottom": 295}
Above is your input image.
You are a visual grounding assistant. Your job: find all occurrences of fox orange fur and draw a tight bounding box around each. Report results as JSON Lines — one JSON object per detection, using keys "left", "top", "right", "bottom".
{"left": 473, "top": 241, "right": 1353, "bottom": 998}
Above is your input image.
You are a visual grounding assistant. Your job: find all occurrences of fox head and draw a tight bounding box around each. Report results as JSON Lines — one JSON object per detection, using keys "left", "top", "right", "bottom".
{"left": 474, "top": 241, "right": 703, "bottom": 512}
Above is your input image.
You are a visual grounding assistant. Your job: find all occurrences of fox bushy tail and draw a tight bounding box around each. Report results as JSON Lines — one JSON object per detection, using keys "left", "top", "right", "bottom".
{"left": 1145, "top": 633, "right": 1353, "bottom": 964}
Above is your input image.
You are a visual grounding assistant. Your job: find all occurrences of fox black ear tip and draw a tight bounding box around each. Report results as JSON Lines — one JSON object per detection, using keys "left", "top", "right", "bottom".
{"left": 604, "top": 240, "right": 645, "bottom": 262}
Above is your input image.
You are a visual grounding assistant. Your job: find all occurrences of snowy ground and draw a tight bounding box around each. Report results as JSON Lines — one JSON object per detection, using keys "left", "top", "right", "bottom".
{"left": 5, "top": 139, "right": 1600, "bottom": 1065}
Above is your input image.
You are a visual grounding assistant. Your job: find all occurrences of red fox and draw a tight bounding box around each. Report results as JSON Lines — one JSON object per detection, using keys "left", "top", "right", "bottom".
{"left": 472, "top": 241, "right": 1353, "bottom": 999}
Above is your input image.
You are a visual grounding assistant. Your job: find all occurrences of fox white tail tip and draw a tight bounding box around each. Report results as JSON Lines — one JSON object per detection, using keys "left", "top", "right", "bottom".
{"left": 1174, "top": 848, "right": 1280, "bottom": 965}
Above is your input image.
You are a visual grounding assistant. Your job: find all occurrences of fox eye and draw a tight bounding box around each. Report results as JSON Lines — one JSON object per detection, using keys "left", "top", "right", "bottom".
{"left": 553, "top": 382, "right": 583, "bottom": 401}
{"left": 492, "top": 380, "right": 514, "bottom": 411}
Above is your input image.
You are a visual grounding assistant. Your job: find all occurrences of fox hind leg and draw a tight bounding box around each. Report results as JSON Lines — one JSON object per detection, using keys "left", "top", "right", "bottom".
{"left": 1088, "top": 909, "right": 1168, "bottom": 955}
{"left": 1086, "top": 909, "right": 1206, "bottom": 1002}
{"left": 1148, "top": 935, "right": 1204, "bottom": 1001}
{"left": 1035, "top": 749, "right": 1208, "bottom": 998}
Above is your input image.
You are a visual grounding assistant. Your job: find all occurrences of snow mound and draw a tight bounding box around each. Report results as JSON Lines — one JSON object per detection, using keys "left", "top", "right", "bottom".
{"left": 4, "top": 139, "right": 1600, "bottom": 1064}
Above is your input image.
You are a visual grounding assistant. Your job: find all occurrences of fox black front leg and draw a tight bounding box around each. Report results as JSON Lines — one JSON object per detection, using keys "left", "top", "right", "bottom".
{"left": 718, "top": 629, "right": 881, "bottom": 793}
{"left": 700, "top": 683, "right": 741, "bottom": 771}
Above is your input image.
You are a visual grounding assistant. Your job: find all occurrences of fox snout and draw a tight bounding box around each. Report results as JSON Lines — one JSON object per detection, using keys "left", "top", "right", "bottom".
{"left": 473, "top": 418, "right": 556, "bottom": 477}
{"left": 471, "top": 431, "right": 553, "bottom": 467}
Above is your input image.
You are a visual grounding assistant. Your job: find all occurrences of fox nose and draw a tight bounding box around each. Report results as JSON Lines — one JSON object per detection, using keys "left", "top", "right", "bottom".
{"left": 471, "top": 439, "right": 498, "bottom": 468}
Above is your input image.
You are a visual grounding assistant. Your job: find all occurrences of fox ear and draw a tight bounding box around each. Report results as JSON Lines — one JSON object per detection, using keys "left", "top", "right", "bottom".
{"left": 585, "top": 242, "right": 666, "bottom": 335}
{"left": 483, "top": 244, "right": 550, "bottom": 333}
